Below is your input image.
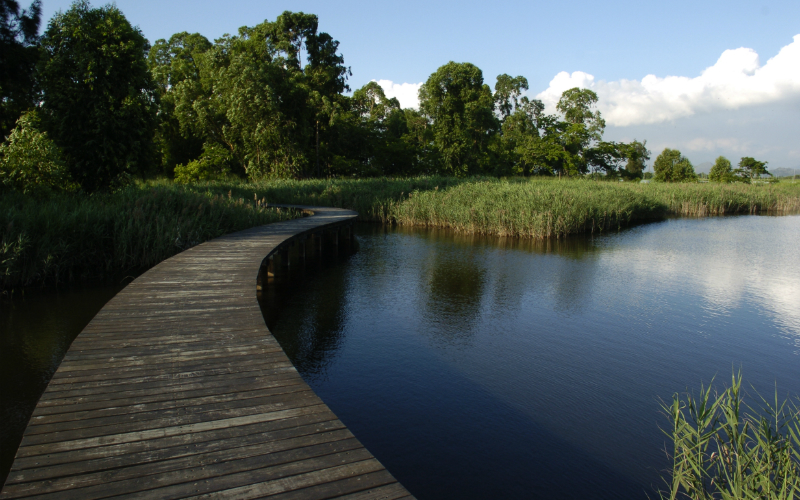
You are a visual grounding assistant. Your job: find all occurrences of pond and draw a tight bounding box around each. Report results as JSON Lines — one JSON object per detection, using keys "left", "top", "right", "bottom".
{"left": 260, "top": 215, "right": 800, "bottom": 499}
{"left": 1, "top": 215, "right": 798, "bottom": 498}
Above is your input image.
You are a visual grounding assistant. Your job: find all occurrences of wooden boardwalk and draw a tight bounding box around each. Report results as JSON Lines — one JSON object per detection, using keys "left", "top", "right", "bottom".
{"left": 1, "top": 207, "right": 413, "bottom": 500}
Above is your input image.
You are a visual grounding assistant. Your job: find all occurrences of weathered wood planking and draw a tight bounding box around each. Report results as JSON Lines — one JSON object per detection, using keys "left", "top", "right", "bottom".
{"left": 1, "top": 207, "right": 413, "bottom": 500}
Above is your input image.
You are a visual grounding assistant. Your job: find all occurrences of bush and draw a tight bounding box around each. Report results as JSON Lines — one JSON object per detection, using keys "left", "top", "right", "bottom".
{"left": 0, "top": 112, "right": 75, "bottom": 195}
{"left": 174, "top": 143, "right": 233, "bottom": 184}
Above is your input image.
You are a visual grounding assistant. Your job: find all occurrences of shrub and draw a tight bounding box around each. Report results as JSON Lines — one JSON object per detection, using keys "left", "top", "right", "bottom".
{"left": 0, "top": 112, "right": 75, "bottom": 195}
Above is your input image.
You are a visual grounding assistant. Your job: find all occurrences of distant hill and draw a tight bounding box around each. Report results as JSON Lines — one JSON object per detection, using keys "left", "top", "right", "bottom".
{"left": 771, "top": 167, "right": 799, "bottom": 178}
{"left": 694, "top": 162, "right": 713, "bottom": 174}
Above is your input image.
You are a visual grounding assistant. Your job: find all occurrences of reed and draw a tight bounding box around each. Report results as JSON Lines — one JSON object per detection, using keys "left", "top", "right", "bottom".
{"left": 4, "top": 177, "right": 798, "bottom": 289}
{"left": 199, "top": 177, "right": 800, "bottom": 239}
{"left": 0, "top": 182, "right": 296, "bottom": 290}
{"left": 659, "top": 373, "right": 800, "bottom": 499}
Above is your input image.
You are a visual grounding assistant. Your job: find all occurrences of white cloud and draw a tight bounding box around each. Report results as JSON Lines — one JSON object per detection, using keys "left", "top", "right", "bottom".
{"left": 373, "top": 79, "right": 423, "bottom": 109}
{"left": 536, "top": 35, "right": 800, "bottom": 127}
{"left": 372, "top": 37, "right": 800, "bottom": 167}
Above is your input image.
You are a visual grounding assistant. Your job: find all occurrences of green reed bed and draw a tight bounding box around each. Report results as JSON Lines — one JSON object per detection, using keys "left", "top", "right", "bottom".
{"left": 5, "top": 177, "right": 798, "bottom": 289}
{"left": 0, "top": 183, "right": 296, "bottom": 290}
{"left": 639, "top": 182, "right": 800, "bottom": 217}
{"left": 213, "top": 177, "right": 800, "bottom": 239}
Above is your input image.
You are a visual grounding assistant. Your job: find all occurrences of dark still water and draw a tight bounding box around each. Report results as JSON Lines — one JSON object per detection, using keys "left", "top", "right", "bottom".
{"left": 0, "top": 284, "right": 124, "bottom": 488}
{"left": 261, "top": 216, "right": 800, "bottom": 500}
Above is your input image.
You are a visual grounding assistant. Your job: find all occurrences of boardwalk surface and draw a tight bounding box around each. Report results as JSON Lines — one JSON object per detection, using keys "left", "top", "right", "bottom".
{"left": 1, "top": 207, "right": 413, "bottom": 500}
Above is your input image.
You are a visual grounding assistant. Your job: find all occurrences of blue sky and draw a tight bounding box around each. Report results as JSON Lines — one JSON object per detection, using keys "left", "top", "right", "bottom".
{"left": 39, "top": 0, "right": 800, "bottom": 170}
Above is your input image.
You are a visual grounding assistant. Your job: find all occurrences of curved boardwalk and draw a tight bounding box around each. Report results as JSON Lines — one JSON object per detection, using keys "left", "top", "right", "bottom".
{"left": 1, "top": 207, "right": 413, "bottom": 500}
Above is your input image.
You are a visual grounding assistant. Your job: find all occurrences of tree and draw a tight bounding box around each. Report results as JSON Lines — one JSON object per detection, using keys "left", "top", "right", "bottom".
{"left": 736, "top": 157, "right": 770, "bottom": 181}
{"left": 159, "top": 12, "right": 350, "bottom": 180}
{"left": 0, "top": 0, "right": 41, "bottom": 137}
{"left": 38, "top": 1, "right": 158, "bottom": 192}
{"left": 553, "top": 87, "right": 606, "bottom": 176}
{"left": 653, "top": 148, "right": 696, "bottom": 182}
{"left": 622, "top": 140, "right": 650, "bottom": 179}
{"left": 708, "top": 156, "right": 732, "bottom": 182}
{"left": 585, "top": 141, "right": 626, "bottom": 177}
{"left": 419, "top": 62, "right": 498, "bottom": 176}
{"left": 494, "top": 74, "right": 528, "bottom": 120}
{"left": 148, "top": 32, "right": 212, "bottom": 176}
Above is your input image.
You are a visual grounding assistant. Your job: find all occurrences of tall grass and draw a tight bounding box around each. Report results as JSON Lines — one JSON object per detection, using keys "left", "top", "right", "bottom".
{"left": 660, "top": 373, "right": 800, "bottom": 499}
{"left": 197, "top": 177, "right": 800, "bottom": 239}
{"left": 0, "top": 183, "right": 296, "bottom": 290}
{"left": 4, "top": 177, "right": 798, "bottom": 289}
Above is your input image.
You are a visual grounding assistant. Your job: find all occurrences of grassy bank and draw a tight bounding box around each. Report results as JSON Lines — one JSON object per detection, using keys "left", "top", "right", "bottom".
{"left": 4, "top": 177, "right": 799, "bottom": 290}
{"left": 202, "top": 177, "right": 800, "bottom": 239}
{"left": 1, "top": 183, "right": 296, "bottom": 291}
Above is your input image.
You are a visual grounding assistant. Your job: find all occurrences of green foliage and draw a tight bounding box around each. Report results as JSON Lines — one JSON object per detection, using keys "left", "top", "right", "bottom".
{"left": 0, "top": 182, "right": 296, "bottom": 289}
{"left": 660, "top": 373, "right": 800, "bottom": 499}
{"left": 419, "top": 62, "right": 499, "bottom": 176}
{"left": 0, "top": 0, "right": 41, "bottom": 137}
{"left": 0, "top": 111, "right": 74, "bottom": 195}
{"left": 654, "top": 148, "right": 697, "bottom": 182}
{"left": 173, "top": 142, "right": 233, "bottom": 184}
{"left": 709, "top": 156, "right": 734, "bottom": 182}
{"left": 623, "top": 140, "right": 651, "bottom": 179}
{"left": 38, "top": 1, "right": 158, "bottom": 192}
{"left": 737, "top": 157, "right": 770, "bottom": 181}
{"left": 150, "top": 11, "right": 350, "bottom": 181}
{"left": 147, "top": 32, "right": 211, "bottom": 176}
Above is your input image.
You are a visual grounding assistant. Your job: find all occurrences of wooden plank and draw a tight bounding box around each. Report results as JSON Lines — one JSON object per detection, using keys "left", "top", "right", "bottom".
{"left": 1, "top": 207, "right": 412, "bottom": 499}
{"left": 10, "top": 412, "right": 341, "bottom": 474}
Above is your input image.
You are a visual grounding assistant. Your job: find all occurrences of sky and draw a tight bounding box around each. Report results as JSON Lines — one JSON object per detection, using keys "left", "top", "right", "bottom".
{"left": 38, "top": 0, "right": 800, "bottom": 171}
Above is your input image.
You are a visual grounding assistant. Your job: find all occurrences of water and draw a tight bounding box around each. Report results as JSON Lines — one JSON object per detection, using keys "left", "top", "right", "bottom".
{"left": 1, "top": 216, "right": 798, "bottom": 497}
{"left": 0, "top": 283, "right": 124, "bottom": 488}
{"left": 261, "top": 215, "right": 800, "bottom": 499}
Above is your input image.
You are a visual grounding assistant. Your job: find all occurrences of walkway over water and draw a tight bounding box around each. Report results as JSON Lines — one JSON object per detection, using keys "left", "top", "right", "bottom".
{"left": 1, "top": 207, "right": 413, "bottom": 500}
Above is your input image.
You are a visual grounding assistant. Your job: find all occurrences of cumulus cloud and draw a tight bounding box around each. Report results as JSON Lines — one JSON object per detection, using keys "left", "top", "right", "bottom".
{"left": 536, "top": 35, "right": 800, "bottom": 127}
{"left": 373, "top": 79, "right": 423, "bottom": 109}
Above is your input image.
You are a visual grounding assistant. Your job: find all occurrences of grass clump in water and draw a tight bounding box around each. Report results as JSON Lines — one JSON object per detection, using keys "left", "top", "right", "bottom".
{"left": 0, "top": 182, "right": 297, "bottom": 291}
{"left": 660, "top": 373, "right": 800, "bottom": 499}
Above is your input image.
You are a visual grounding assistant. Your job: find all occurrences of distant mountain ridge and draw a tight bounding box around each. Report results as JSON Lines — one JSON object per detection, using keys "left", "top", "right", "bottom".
{"left": 771, "top": 167, "right": 799, "bottom": 178}
{"left": 687, "top": 162, "right": 797, "bottom": 177}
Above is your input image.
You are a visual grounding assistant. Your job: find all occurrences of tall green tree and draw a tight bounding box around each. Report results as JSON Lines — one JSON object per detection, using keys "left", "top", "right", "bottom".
{"left": 708, "top": 156, "right": 732, "bottom": 182}
{"left": 148, "top": 32, "right": 212, "bottom": 176}
{"left": 492, "top": 74, "right": 546, "bottom": 176}
{"left": 622, "top": 139, "right": 650, "bottom": 179}
{"left": 653, "top": 148, "right": 696, "bottom": 182}
{"left": 159, "top": 11, "right": 349, "bottom": 180}
{"left": 38, "top": 1, "right": 158, "bottom": 192}
{"left": 554, "top": 87, "right": 606, "bottom": 176}
{"left": 0, "top": 0, "right": 41, "bottom": 137}
{"left": 419, "top": 61, "right": 498, "bottom": 176}
{"left": 736, "top": 156, "right": 769, "bottom": 181}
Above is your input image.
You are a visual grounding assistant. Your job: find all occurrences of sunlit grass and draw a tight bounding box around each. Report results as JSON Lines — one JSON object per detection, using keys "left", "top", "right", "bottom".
{"left": 203, "top": 177, "right": 800, "bottom": 239}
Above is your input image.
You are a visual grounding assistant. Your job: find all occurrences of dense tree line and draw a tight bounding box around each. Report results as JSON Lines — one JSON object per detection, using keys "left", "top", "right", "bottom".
{"left": 0, "top": 1, "right": 771, "bottom": 193}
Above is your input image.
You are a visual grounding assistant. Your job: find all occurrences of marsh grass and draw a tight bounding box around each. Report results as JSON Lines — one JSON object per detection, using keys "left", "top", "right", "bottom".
{"left": 201, "top": 177, "right": 800, "bottom": 239}
{"left": 4, "top": 176, "right": 798, "bottom": 289}
{"left": 1, "top": 182, "right": 296, "bottom": 290}
{"left": 660, "top": 373, "right": 800, "bottom": 500}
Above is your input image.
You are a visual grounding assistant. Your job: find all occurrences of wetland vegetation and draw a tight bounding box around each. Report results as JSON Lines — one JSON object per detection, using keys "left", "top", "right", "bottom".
{"left": 2, "top": 1, "right": 800, "bottom": 497}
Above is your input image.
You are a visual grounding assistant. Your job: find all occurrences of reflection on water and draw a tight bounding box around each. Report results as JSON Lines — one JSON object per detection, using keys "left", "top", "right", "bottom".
{"left": 0, "top": 284, "right": 123, "bottom": 488}
{"left": 262, "top": 216, "right": 800, "bottom": 500}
